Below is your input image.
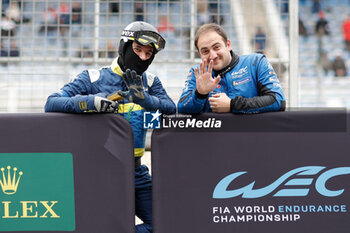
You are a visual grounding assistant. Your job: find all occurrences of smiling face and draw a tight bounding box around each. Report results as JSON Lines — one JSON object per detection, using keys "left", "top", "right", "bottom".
{"left": 196, "top": 30, "right": 232, "bottom": 71}
{"left": 132, "top": 41, "right": 154, "bottom": 61}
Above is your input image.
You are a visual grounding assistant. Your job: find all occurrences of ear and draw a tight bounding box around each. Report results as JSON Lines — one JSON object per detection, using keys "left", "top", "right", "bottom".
{"left": 227, "top": 39, "right": 232, "bottom": 51}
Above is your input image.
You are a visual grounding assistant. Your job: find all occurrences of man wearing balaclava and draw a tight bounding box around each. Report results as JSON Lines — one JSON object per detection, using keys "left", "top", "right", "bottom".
{"left": 45, "top": 21, "right": 176, "bottom": 233}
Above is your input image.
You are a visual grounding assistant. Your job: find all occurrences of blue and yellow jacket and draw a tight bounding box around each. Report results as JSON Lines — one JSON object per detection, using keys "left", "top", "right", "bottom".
{"left": 178, "top": 53, "right": 286, "bottom": 114}
{"left": 45, "top": 58, "right": 176, "bottom": 158}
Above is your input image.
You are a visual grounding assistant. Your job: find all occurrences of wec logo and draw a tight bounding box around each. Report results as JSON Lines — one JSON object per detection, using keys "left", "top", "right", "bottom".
{"left": 213, "top": 166, "right": 350, "bottom": 199}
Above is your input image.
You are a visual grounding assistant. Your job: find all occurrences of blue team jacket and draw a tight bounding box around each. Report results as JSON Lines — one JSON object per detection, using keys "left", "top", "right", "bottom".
{"left": 45, "top": 59, "right": 176, "bottom": 157}
{"left": 178, "top": 53, "right": 286, "bottom": 114}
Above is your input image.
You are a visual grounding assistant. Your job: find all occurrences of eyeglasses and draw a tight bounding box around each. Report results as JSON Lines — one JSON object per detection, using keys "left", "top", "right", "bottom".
{"left": 121, "top": 30, "right": 166, "bottom": 51}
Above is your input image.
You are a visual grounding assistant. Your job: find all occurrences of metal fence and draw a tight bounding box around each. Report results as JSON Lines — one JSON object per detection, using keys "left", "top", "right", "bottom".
{"left": 0, "top": 0, "right": 294, "bottom": 112}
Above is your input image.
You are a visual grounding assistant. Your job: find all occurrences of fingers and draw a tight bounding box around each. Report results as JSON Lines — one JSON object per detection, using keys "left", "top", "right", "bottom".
{"left": 203, "top": 59, "right": 208, "bottom": 73}
{"left": 194, "top": 68, "right": 199, "bottom": 81}
{"left": 130, "top": 70, "right": 137, "bottom": 78}
{"left": 122, "top": 69, "right": 132, "bottom": 86}
{"left": 209, "top": 93, "right": 231, "bottom": 113}
{"left": 208, "top": 96, "right": 218, "bottom": 104}
{"left": 130, "top": 70, "right": 138, "bottom": 86}
{"left": 209, "top": 99, "right": 221, "bottom": 113}
{"left": 199, "top": 61, "right": 204, "bottom": 76}
{"left": 199, "top": 59, "right": 209, "bottom": 75}
{"left": 208, "top": 59, "right": 213, "bottom": 74}
{"left": 117, "top": 90, "right": 129, "bottom": 98}
{"left": 125, "top": 69, "right": 132, "bottom": 80}
{"left": 197, "top": 58, "right": 213, "bottom": 79}
{"left": 135, "top": 74, "right": 143, "bottom": 87}
{"left": 214, "top": 75, "right": 221, "bottom": 85}
{"left": 208, "top": 97, "right": 218, "bottom": 112}
{"left": 123, "top": 69, "right": 143, "bottom": 87}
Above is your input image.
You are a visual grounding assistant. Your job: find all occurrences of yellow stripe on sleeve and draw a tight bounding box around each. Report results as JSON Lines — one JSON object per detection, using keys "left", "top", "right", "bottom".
{"left": 118, "top": 103, "right": 143, "bottom": 113}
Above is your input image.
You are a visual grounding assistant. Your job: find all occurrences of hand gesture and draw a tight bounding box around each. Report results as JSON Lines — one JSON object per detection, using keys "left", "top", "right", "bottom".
{"left": 118, "top": 69, "right": 158, "bottom": 109}
{"left": 118, "top": 69, "right": 145, "bottom": 102}
{"left": 194, "top": 59, "right": 221, "bottom": 95}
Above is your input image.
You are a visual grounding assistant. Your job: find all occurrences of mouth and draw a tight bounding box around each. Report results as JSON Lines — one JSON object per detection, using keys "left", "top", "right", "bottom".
{"left": 211, "top": 58, "right": 219, "bottom": 64}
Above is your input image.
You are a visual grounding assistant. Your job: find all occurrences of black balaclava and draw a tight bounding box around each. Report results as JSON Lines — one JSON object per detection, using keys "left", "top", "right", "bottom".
{"left": 118, "top": 42, "right": 154, "bottom": 75}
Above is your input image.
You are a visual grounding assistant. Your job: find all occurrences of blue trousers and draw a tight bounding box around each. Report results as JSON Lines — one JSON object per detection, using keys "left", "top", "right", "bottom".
{"left": 135, "top": 165, "right": 152, "bottom": 233}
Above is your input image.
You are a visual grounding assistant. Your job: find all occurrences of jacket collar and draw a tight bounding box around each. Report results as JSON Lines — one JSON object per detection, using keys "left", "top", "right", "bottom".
{"left": 213, "top": 51, "right": 239, "bottom": 77}
{"left": 111, "top": 57, "right": 123, "bottom": 76}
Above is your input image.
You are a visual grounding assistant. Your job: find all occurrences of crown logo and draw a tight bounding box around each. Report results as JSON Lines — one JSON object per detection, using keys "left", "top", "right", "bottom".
{"left": 0, "top": 166, "right": 23, "bottom": 195}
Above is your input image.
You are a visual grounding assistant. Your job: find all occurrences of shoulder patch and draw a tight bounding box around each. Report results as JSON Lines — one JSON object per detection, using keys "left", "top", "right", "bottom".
{"left": 88, "top": 69, "right": 101, "bottom": 83}
{"left": 145, "top": 72, "right": 156, "bottom": 87}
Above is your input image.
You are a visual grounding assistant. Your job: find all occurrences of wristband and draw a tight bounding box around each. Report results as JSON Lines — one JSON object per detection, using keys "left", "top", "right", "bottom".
{"left": 195, "top": 89, "right": 209, "bottom": 99}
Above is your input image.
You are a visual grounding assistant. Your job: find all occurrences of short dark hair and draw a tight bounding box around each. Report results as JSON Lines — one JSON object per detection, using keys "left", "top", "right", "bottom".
{"left": 194, "top": 23, "right": 228, "bottom": 50}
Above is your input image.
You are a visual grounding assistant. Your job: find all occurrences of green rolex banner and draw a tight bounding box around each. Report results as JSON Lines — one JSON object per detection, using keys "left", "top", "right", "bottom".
{"left": 0, "top": 153, "right": 75, "bottom": 231}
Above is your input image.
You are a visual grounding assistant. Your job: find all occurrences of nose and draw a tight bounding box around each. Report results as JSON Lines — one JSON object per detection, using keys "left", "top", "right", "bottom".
{"left": 209, "top": 50, "right": 217, "bottom": 60}
{"left": 139, "top": 51, "right": 148, "bottom": 61}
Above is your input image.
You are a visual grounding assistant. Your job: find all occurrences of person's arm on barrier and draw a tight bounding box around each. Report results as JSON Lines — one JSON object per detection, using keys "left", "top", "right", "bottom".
{"left": 45, "top": 70, "right": 118, "bottom": 113}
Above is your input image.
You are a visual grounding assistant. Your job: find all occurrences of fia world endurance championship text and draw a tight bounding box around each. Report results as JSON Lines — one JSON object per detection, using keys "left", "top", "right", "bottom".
{"left": 212, "top": 204, "right": 347, "bottom": 223}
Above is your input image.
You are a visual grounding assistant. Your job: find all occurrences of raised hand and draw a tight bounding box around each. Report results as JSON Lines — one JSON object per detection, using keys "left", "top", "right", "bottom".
{"left": 194, "top": 59, "right": 221, "bottom": 95}
{"left": 119, "top": 69, "right": 146, "bottom": 102}
{"left": 118, "top": 69, "right": 159, "bottom": 110}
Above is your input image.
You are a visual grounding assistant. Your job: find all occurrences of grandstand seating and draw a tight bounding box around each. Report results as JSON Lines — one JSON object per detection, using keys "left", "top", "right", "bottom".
{"left": 299, "top": 0, "right": 350, "bottom": 78}
{"left": 13, "top": 1, "right": 236, "bottom": 61}
{"left": 0, "top": 0, "right": 239, "bottom": 112}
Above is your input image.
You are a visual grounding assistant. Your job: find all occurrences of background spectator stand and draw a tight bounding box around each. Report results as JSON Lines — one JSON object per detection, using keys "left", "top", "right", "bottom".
{"left": 134, "top": 2, "right": 144, "bottom": 21}
{"left": 1, "top": 15, "right": 16, "bottom": 38}
{"left": 208, "top": 0, "right": 224, "bottom": 24}
{"left": 1, "top": 0, "right": 10, "bottom": 14}
{"left": 38, "top": 6, "right": 58, "bottom": 44}
{"left": 5, "top": 1, "right": 20, "bottom": 24}
{"left": 299, "top": 17, "right": 308, "bottom": 39}
{"left": 71, "top": 1, "right": 82, "bottom": 37}
{"left": 1, "top": 40, "right": 20, "bottom": 57}
{"left": 315, "top": 11, "right": 330, "bottom": 66}
{"left": 332, "top": 54, "right": 347, "bottom": 77}
{"left": 315, "top": 11, "right": 330, "bottom": 37}
{"left": 253, "top": 26, "right": 267, "bottom": 54}
{"left": 110, "top": 1, "right": 120, "bottom": 14}
{"left": 59, "top": 3, "right": 70, "bottom": 56}
{"left": 99, "top": 40, "right": 117, "bottom": 59}
{"left": 72, "top": 2, "right": 82, "bottom": 24}
{"left": 319, "top": 51, "right": 332, "bottom": 76}
{"left": 312, "top": 0, "right": 322, "bottom": 14}
{"left": 342, "top": 15, "right": 350, "bottom": 53}
{"left": 197, "top": 1, "right": 210, "bottom": 25}
{"left": 157, "top": 15, "right": 176, "bottom": 45}
{"left": 76, "top": 45, "right": 93, "bottom": 66}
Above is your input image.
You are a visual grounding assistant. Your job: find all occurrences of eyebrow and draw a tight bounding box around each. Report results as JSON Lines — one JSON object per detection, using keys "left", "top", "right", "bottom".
{"left": 200, "top": 42, "right": 221, "bottom": 52}
{"left": 134, "top": 44, "right": 154, "bottom": 53}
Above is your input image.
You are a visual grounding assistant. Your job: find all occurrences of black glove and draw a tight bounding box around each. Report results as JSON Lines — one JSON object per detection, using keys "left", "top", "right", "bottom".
{"left": 118, "top": 69, "right": 145, "bottom": 102}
